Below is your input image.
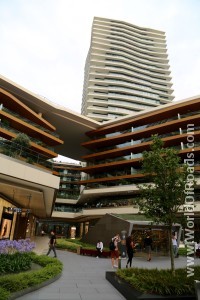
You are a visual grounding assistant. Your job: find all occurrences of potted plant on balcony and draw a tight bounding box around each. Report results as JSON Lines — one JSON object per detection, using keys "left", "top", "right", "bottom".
{"left": 11, "top": 133, "right": 30, "bottom": 158}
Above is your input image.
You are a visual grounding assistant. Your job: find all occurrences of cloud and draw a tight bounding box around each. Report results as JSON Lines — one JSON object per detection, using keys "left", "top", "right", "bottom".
{"left": 0, "top": 0, "right": 199, "bottom": 112}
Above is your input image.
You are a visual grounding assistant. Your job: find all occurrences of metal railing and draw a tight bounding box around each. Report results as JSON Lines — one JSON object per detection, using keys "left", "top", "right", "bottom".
{"left": 0, "top": 138, "right": 54, "bottom": 170}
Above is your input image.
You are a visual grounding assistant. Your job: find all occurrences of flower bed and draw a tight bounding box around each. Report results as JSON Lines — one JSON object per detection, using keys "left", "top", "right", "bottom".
{"left": 0, "top": 239, "right": 36, "bottom": 275}
{"left": 0, "top": 239, "right": 35, "bottom": 254}
{"left": 0, "top": 253, "right": 63, "bottom": 300}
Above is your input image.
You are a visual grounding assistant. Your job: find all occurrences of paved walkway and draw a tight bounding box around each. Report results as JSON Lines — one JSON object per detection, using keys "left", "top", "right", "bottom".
{"left": 16, "top": 237, "right": 200, "bottom": 300}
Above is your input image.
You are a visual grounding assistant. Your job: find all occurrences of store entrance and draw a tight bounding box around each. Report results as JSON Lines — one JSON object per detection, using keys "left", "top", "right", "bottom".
{"left": 14, "top": 214, "right": 28, "bottom": 240}
{"left": 131, "top": 224, "right": 171, "bottom": 256}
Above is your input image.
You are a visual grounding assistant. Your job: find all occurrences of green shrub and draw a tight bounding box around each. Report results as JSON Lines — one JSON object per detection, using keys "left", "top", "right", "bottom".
{"left": 56, "top": 239, "right": 78, "bottom": 251}
{"left": 0, "top": 287, "right": 10, "bottom": 300}
{"left": 178, "top": 247, "right": 187, "bottom": 256}
{"left": 117, "top": 266, "right": 200, "bottom": 295}
{"left": 0, "top": 252, "right": 32, "bottom": 275}
{"left": 0, "top": 253, "right": 63, "bottom": 299}
{"left": 26, "top": 157, "right": 35, "bottom": 164}
{"left": 2, "top": 148, "right": 13, "bottom": 157}
{"left": 56, "top": 238, "right": 109, "bottom": 251}
{"left": 0, "top": 274, "right": 29, "bottom": 293}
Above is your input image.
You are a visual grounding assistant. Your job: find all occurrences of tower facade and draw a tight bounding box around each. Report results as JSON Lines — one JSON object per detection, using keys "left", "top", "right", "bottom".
{"left": 81, "top": 17, "right": 174, "bottom": 122}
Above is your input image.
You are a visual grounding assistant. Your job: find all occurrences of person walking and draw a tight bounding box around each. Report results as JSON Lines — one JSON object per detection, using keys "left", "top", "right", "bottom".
{"left": 96, "top": 240, "right": 103, "bottom": 258}
{"left": 144, "top": 233, "right": 153, "bottom": 261}
{"left": 172, "top": 235, "right": 178, "bottom": 258}
{"left": 46, "top": 230, "right": 57, "bottom": 258}
{"left": 126, "top": 234, "right": 135, "bottom": 268}
{"left": 110, "top": 234, "right": 121, "bottom": 268}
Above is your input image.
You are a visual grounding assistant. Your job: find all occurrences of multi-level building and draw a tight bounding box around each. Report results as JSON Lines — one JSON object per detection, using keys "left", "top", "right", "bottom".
{"left": 0, "top": 75, "right": 200, "bottom": 242}
{"left": 81, "top": 17, "right": 174, "bottom": 122}
{"left": 37, "top": 161, "right": 83, "bottom": 237}
{"left": 0, "top": 80, "right": 64, "bottom": 240}
{"left": 79, "top": 95, "right": 200, "bottom": 240}
{"left": 0, "top": 75, "right": 99, "bottom": 240}
{"left": 53, "top": 162, "right": 81, "bottom": 202}
{"left": 0, "top": 87, "right": 64, "bottom": 162}
{"left": 80, "top": 95, "right": 200, "bottom": 197}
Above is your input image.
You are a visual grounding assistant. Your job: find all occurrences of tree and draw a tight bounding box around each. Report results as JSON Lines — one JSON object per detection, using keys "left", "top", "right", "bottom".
{"left": 137, "top": 135, "right": 188, "bottom": 275}
{"left": 11, "top": 133, "right": 30, "bottom": 157}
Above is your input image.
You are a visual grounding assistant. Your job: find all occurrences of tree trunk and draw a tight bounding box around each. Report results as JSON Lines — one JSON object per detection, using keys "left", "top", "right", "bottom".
{"left": 169, "top": 225, "right": 175, "bottom": 276}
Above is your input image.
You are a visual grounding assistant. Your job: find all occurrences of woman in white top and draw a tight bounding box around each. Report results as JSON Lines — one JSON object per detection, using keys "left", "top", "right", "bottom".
{"left": 172, "top": 235, "right": 178, "bottom": 257}
{"left": 96, "top": 240, "right": 103, "bottom": 258}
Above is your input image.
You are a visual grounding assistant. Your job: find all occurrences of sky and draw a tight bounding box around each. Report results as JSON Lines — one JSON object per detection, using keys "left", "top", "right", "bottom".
{"left": 0, "top": 0, "right": 199, "bottom": 162}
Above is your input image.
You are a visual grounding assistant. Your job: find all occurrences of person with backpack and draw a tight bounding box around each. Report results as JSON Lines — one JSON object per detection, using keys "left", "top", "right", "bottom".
{"left": 110, "top": 233, "right": 121, "bottom": 268}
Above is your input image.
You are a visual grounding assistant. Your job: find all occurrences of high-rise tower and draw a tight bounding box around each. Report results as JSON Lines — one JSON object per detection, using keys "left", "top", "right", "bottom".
{"left": 81, "top": 17, "right": 174, "bottom": 122}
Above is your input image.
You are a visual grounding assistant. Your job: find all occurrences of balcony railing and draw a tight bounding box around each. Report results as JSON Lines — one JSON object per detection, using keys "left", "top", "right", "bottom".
{"left": 2, "top": 107, "right": 60, "bottom": 138}
{"left": 0, "top": 138, "right": 54, "bottom": 170}
{"left": 0, "top": 121, "right": 54, "bottom": 151}
{"left": 56, "top": 193, "right": 80, "bottom": 200}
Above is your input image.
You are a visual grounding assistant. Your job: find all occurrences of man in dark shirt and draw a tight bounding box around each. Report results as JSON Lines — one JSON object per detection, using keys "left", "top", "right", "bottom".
{"left": 46, "top": 231, "right": 57, "bottom": 258}
{"left": 144, "top": 234, "right": 153, "bottom": 261}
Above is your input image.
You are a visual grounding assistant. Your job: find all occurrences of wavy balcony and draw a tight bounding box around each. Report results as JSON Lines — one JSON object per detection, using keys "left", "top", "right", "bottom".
{"left": 0, "top": 88, "right": 55, "bottom": 131}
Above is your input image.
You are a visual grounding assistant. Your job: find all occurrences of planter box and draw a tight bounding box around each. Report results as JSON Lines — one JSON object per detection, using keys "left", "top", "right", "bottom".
{"left": 105, "top": 272, "right": 195, "bottom": 300}
{"left": 80, "top": 248, "right": 110, "bottom": 258}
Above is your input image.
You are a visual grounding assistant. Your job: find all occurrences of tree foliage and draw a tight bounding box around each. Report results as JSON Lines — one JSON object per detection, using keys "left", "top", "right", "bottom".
{"left": 12, "top": 133, "right": 30, "bottom": 148}
{"left": 137, "top": 135, "right": 189, "bottom": 274}
{"left": 11, "top": 133, "right": 30, "bottom": 156}
{"left": 138, "top": 136, "right": 187, "bottom": 225}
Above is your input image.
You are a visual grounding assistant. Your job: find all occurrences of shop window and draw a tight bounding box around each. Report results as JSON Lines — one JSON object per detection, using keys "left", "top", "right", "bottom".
{"left": 0, "top": 207, "right": 13, "bottom": 239}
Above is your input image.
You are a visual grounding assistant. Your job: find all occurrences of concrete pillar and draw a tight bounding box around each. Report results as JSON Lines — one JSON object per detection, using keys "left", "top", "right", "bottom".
{"left": 84, "top": 222, "right": 89, "bottom": 235}
{"left": 79, "top": 222, "right": 83, "bottom": 238}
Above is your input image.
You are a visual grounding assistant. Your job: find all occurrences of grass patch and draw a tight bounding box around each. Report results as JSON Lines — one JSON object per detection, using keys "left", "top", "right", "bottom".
{"left": 0, "top": 252, "right": 63, "bottom": 299}
{"left": 116, "top": 266, "right": 200, "bottom": 296}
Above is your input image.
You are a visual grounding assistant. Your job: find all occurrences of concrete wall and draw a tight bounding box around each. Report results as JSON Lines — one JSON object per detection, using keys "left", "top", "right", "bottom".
{"left": 0, "top": 154, "right": 59, "bottom": 188}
